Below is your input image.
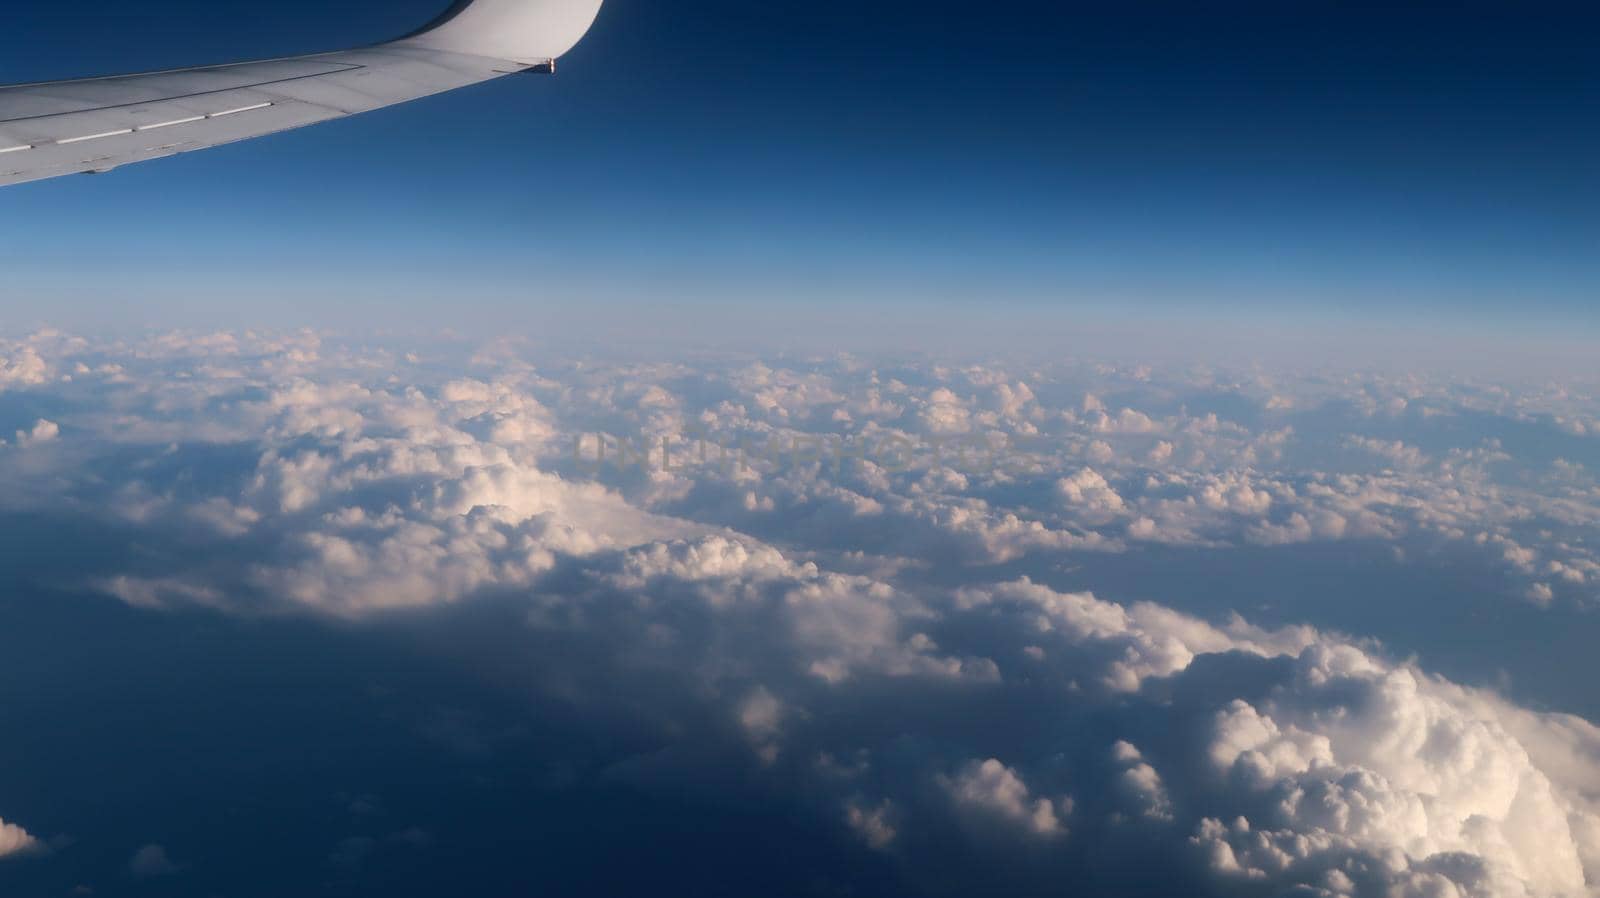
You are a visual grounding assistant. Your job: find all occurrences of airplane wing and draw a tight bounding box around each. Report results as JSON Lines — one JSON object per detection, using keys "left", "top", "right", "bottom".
{"left": 0, "top": 0, "right": 604, "bottom": 188}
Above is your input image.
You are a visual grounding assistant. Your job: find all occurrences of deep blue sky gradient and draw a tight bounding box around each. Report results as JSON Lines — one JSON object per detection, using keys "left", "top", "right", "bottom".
{"left": 2, "top": 0, "right": 1598, "bottom": 334}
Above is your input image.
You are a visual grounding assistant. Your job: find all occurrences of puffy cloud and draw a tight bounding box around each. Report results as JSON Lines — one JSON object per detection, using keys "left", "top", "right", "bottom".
{"left": 942, "top": 759, "right": 1068, "bottom": 837}
{"left": 845, "top": 799, "right": 898, "bottom": 850}
{"left": 13, "top": 420, "right": 58, "bottom": 448}
{"left": 1056, "top": 468, "right": 1126, "bottom": 514}
{"left": 957, "top": 578, "right": 1315, "bottom": 693}
{"left": 1346, "top": 436, "right": 1430, "bottom": 470}
{"left": 1194, "top": 645, "right": 1600, "bottom": 896}
{"left": 919, "top": 388, "right": 972, "bottom": 434}
{"left": 1113, "top": 742, "right": 1176, "bottom": 823}
{"left": 0, "top": 819, "right": 40, "bottom": 860}
{"left": 739, "top": 687, "right": 786, "bottom": 764}
{"left": 1196, "top": 473, "right": 1274, "bottom": 516}
{"left": 0, "top": 345, "right": 48, "bottom": 389}
{"left": 129, "top": 844, "right": 181, "bottom": 878}
{"left": 592, "top": 535, "right": 998, "bottom": 687}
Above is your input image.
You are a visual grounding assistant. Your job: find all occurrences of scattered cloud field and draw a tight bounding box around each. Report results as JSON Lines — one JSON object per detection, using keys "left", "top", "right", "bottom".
{"left": 3, "top": 329, "right": 1600, "bottom": 897}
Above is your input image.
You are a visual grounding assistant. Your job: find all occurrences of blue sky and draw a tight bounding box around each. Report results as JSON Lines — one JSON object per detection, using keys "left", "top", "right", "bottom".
{"left": 2, "top": 0, "right": 1598, "bottom": 335}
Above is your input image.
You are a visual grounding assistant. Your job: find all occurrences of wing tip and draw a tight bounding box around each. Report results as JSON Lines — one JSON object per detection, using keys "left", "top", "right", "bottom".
{"left": 400, "top": 0, "right": 604, "bottom": 64}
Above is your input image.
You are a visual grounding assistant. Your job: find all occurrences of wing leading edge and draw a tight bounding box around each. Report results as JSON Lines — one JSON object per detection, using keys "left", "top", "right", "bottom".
{"left": 0, "top": 0, "right": 604, "bottom": 188}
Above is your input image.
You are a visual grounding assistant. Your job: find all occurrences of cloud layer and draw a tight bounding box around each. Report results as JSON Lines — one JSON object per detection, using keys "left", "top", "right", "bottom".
{"left": 4, "top": 330, "right": 1600, "bottom": 896}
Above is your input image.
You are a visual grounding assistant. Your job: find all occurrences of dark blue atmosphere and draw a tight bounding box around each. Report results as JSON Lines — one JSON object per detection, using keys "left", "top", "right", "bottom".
{"left": 2, "top": 0, "right": 1599, "bottom": 332}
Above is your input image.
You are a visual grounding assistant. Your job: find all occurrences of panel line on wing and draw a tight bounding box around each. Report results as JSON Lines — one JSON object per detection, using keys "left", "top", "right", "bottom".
{"left": 30, "top": 102, "right": 281, "bottom": 150}
{"left": 0, "top": 66, "right": 361, "bottom": 125}
{"left": 137, "top": 116, "right": 206, "bottom": 132}
{"left": 209, "top": 102, "right": 275, "bottom": 118}
{"left": 57, "top": 129, "right": 134, "bottom": 145}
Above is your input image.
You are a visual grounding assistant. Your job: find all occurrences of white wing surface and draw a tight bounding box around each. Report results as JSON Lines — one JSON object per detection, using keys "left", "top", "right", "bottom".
{"left": 0, "top": 0, "right": 604, "bottom": 188}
